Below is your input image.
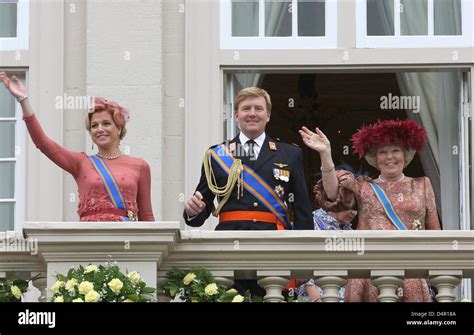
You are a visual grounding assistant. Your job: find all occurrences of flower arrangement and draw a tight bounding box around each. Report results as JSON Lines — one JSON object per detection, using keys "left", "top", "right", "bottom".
{"left": 50, "top": 260, "right": 155, "bottom": 302}
{"left": 159, "top": 267, "right": 253, "bottom": 303}
{"left": 0, "top": 272, "right": 29, "bottom": 302}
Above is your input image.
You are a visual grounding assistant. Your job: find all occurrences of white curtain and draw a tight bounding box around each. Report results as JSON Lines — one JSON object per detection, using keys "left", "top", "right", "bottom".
{"left": 0, "top": 2, "right": 17, "bottom": 37}
{"left": 434, "top": 0, "right": 462, "bottom": 35}
{"left": 400, "top": 0, "right": 428, "bottom": 35}
{"left": 265, "top": 0, "right": 291, "bottom": 36}
{"left": 232, "top": 0, "right": 259, "bottom": 36}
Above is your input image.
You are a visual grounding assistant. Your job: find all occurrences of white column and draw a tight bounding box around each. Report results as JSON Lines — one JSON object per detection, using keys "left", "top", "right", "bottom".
{"left": 257, "top": 271, "right": 290, "bottom": 303}
{"left": 371, "top": 270, "right": 404, "bottom": 303}
{"left": 429, "top": 270, "right": 462, "bottom": 302}
{"left": 314, "top": 270, "right": 348, "bottom": 303}
{"left": 31, "top": 272, "right": 47, "bottom": 302}
{"left": 212, "top": 270, "right": 235, "bottom": 290}
{"left": 156, "top": 277, "right": 172, "bottom": 303}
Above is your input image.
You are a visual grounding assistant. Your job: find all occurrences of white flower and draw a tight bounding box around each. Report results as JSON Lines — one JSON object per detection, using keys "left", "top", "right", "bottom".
{"left": 127, "top": 271, "right": 141, "bottom": 285}
{"left": 204, "top": 283, "right": 219, "bottom": 296}
{"left": 50, "top": 281, "right": 64, "bottom": 294}
{"left": 72, "top": 298, "right": 84, "bottom": 303}
{"left": 84, "top": 265, "right": 99, "bottom": 274}
{"left": 53, "top": 296, "right": 64, "bottom": 303}
{"left": 78, "top": 281, "right": 94, "bottom": 295}
{"left": 10, "top": 285, "right": 22, "bottom": 300}
{"left": 65, "top": 278, "right": 78, "bottom": 291}
{"left": 226, "top": 289, "right": 238, "bottom": 295}
{"left": 231, "top": 295, "right": 244, "bottom": 303}
{"left": 183, "top": 273, "right": 196, "bottom": 285}
{"left": 85, "top": 290, "right": 100, "bottom": 302}
{"left": 123, "top": 299, "right": 134, "bottom": 302}
{"left": 108, "top": 278, "right": 124, "bottom": 294}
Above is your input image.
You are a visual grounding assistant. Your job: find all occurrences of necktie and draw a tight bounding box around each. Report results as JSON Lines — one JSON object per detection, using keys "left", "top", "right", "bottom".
{"left": 246, "top": 139, "right": 257, "bottom": 168}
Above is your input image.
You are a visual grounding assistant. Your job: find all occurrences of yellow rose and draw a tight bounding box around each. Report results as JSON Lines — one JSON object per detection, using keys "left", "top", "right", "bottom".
{"left": 108, "top": 278, "right": 124, "bottom": 294}
{"left": 50, "top": 281, "right": 64, "bottom": 294}
{"left": 204, "top": 283, "right": 218, "bottom": 296}
{"left": 231, "top": 295, "right": 244, "bottom": 303}
{"left": 53, "top": 296, "right": 64, "bottom": 303}
{"left": 85, "top": 290, "right": 100, "bottom": 302}
{"left": 10, "top": 285, "right": 22, "bottom": 300}
{"left": 127, "top": 271, "right": 141, "bottom": 285}
{"left": 183, "top": 273, "right": 196, "bottom": 285}
{"left": 72, "top": 298, "right": 84, "bottom": 303}
{"left": 78, "top": 281, "right": 94, "bottom": 295}
{"left": 65, "top": 278, "right": 78, "bottom": 291}
{"left": 84, "top": 264, "right": 99, "bottom": 274}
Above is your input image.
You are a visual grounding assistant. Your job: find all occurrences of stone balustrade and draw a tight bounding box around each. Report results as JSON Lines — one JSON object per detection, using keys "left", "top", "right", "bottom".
{"left": 0, "top": 223, "right": 472, "bottom": 302}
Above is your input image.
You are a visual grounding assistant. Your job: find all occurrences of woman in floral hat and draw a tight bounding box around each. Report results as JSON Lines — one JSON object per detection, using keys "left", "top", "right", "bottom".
{"left": 299, "top": 119, "right": 440, "bottom": 302}
{"left": 1, "top": 72, "right": 155, "bottom": 222}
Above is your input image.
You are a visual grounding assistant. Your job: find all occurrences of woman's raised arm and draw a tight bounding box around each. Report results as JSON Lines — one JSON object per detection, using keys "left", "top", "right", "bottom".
{"left": 1, "top": 72, "right": 82, "bottom": 177}
{"left": 299, "top": 126, "right": 338, "bottom": 201}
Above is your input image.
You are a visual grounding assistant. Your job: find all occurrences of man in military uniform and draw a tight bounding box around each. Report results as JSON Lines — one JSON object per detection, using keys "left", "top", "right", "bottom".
{"left": 184, "top": 87, "right": 313, "bottom": 231}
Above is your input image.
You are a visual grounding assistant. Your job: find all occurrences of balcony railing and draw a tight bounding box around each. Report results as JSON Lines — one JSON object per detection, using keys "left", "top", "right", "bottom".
{"left": 1, "top": 222, "right": 473, "bottom": 302}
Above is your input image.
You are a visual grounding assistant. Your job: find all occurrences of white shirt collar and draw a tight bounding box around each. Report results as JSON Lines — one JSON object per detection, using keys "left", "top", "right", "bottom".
{"left": 239, "top": 132, "right": 266, "bottom": 148}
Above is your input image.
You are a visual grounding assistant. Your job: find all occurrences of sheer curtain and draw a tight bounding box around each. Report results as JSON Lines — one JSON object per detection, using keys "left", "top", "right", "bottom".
{"left": 0, "top": 1, "right": 17, "bottom": 37}
{"left": 265, "top": 1, "right": 291, "bottom": 36}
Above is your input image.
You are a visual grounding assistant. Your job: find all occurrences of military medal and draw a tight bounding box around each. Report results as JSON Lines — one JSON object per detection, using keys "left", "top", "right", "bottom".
{"left": 273, "top": 168, "right": 290, "bottom": 182}
{"left": 412, "top": 219, "right": 421, "bottom": 230}
{"left": 127, "top": 210, "right": 137, "bottom": 221}
{"left": 273, "top": 163, "right": 288, "bottom": 169}
{"left": 274, "top": 185, "right": 285, "bottom": 198}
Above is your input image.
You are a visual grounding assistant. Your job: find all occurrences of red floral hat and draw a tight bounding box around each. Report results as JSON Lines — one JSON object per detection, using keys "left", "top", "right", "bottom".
{"left": 352, "top": 119, "right": 427, "bottom": 167}
{"left": 88, "top": 97, "right": 130, "bottom": 126}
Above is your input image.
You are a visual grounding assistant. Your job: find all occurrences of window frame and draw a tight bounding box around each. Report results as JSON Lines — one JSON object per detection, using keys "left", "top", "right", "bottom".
{"left": 356, "top": 0, "right": 473, "bottom": 48}
{"left": 0, "top": 74, "right": 26, "bottom": 232}
{"left": 220, "top": 0, "right": 338, "bottom": 49}
{"left": 0, "top": 0, "right": 29, "bottom": 51}
{"left": 223, "top": 68, "right": 472, "bottom": 232}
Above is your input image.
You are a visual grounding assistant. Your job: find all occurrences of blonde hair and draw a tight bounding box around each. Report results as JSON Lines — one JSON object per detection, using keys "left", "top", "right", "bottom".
{"left": 234, "top": 87, "right": 272, "bottom": 113}
{"left": 85, "top": 107, "right": 127, "bottom": 140}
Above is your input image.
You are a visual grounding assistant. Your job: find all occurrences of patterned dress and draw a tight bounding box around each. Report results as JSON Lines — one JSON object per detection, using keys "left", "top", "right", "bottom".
{"left": 314, "top": 170, "right": 441, "bottom": 302}
{"left": 24, "top": 114, "right": 155, "bottom": 222}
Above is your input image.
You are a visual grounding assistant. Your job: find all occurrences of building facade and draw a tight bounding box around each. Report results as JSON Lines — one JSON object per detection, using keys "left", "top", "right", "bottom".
{"left": 0, "top": 0, "right": 473, "bottom": 300}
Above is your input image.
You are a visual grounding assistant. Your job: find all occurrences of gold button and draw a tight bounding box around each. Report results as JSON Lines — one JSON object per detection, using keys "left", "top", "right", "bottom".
{"left": 253, "top": 202, "right": 258, "bottom": 207}
{"left": 252, "top": 219, "right": 257, "bottom": 223}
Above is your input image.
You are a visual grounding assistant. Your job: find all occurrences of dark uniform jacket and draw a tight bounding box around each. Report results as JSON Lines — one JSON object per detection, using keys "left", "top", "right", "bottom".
{"left": 183, "top": 134, "right": 313, "bottom": 230}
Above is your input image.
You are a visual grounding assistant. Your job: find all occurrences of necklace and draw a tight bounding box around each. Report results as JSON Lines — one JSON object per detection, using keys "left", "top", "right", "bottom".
{"left": 378, "top": 173, "right": 405, "bottom": 183}
{"left": 97, "top": 152, "right": 122, "bottom": 160}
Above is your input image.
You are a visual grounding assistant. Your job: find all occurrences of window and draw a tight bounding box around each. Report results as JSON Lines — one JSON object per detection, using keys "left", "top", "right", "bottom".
{"left": 0, "top": 0, "right": 29, "bottom": 50}
{"left": 0, "top": 74, "right": 25, "bottom": 231}
{"left": 220, "top": 0, "right": 337, "bottom": 49}
{"left": 357, "top": 0, "right": 473, "bottom": 48}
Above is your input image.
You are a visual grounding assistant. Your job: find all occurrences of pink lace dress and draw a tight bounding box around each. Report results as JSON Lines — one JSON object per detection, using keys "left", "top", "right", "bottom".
{"left": 24, "top": 114, "right": 155, "bottom": 222}
{"left": 314, "top": 170, "right": 441, "bottom": 302}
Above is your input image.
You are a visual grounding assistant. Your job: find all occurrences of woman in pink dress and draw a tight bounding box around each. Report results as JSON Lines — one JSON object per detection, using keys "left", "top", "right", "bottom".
{"left": 1, "top": 72, "right": 155, "bottom": 222}
{"left": 299, "top": 119, "right": 441, "bottom": 302}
